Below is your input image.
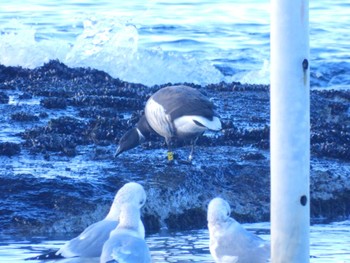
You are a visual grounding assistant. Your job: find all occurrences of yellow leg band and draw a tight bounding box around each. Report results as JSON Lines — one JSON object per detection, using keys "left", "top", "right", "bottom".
{"left": 167, "top": 151, "right": 174, "bottom": 161}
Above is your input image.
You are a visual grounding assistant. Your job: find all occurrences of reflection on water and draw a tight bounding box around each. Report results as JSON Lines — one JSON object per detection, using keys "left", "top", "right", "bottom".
{"left": 148, "top": 229, "right": 212, "bottom": 262}
{"left": 0, "top": 222, "right": 349, "bottom": 263}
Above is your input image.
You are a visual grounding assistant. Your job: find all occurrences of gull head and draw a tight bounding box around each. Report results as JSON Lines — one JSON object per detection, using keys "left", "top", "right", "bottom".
{"left": 207, "top": 197, "right": 231, "bottom": 224}
{"left": 106, "top": 182, "right": 146, "bottom": 220}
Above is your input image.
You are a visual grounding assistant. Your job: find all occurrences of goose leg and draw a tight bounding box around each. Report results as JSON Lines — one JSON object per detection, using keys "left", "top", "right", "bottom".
{"left": 188, "top": 137, "right": 199, "bottom": 162}
{"left": 165, "top": 137, "right": 174, "bottom": 162}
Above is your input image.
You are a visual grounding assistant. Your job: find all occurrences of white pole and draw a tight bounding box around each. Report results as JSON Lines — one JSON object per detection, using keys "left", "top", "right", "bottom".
{"left": 270, "top": 0, "right": 310, "bottom": 262}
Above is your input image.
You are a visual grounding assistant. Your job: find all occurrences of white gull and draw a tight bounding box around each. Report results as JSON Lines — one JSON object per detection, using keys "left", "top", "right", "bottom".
{"left": 207, "top": 197, "right": 270, "bottom": 263}
{"left": 56, "top": 182, "right": 147, "bottom": 258}
{"left": 100, "top": 203, "right": 151, "bottom": 263}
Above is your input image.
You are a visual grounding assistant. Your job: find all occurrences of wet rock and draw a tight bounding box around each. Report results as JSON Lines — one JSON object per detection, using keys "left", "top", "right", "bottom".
{"left": 87, "top": 116, "right": 127, "bottom": 144}
{"left": 0, "top": 91, "right": 9, "bottom": 104}
{"left": 0, "top": 83, "right": 16, "bottom": 90}
{"left": 21, "top": 116, "right": 89, "bottom": 155}
{"left": 0, "top": 173, "right": 112, "bottom": 235}
{"left": 165, "top": 208, "right": 207, "bottom": 231}
{"left": 0, "top": 142, "right": 21, "bottom": 156}
{"left": 329, "top": 102, "right": 349, "bottom": 115}
{"left": 310, "top": 169, "right": 350, "bottom": 221}
{"left": 78, "top": 107, "right": 122, "bottom": 118}
{"left": 40, "top": 97, "right": 67, "bottom": 109}
{"left": 48, "top": 116, "right": 88, "bottom": 137}
{"left": 240, "top": 152, "right": 266, "bottom": 161}
{"left": 311, "top": 123, "right": 350, "bottom": 161}
{"left": 220, "top": 125, "right": 269, "bottom": 149}
{"left": 71, "top": 95, "right": 143, "bottom": 109}
{"left": 11, "top": 112, "right": 39, "bottom": 122}
{"left": 18, "top": 92, "right": 33, "bottom": 99}
{"left": 23, "top": 133, "right": 77, "bottom": 156}
{"left": 0, "top": 60, "right": 349, "bottom": 236}
{"left": 0, "top": 64, "right": 29, "bottom": 81}
{"left": 142, "top": 214, "right": 161, "bottom": 233}
{"left": 39, "top": 112, "right": 49, "bottom": 118}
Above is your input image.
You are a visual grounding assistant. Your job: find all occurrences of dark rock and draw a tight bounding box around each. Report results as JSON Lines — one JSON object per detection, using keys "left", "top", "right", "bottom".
{"left": 18, "top": 92, "right": 33, "bottom": 99}
{"left": 240, "top": 152, "right": 266, "bottom": 161}
{"left": 0, "top": 173, "right": 110, "bottom": 235}
{"left": 0, "top": 83, "right": 16, "bottom": 90}
{"left": 24, "top": 133, "right": 77, "bottom": 155}
{"left": 48, "top": 116, "right": 87, "bottom": 136}
{"left": 165, "top": 208, "right": 207, "bottom": 230}
{"left": 87, "top": 117, "right": 126, "bottom": 144}
{"left": 71, "top": 95, "right": 142, "bottom": 109}
{"left": 39, "top": 112, "right": 49, "bottom": 118}
{"left": 0, "top": 60, "right": 349, "bottom": 236}
{"left": 0, "top": 91, "right": 9, "bottom": 104}
{"left": 11, "top": 112, "right": 39, "bottom": 122}
{"left": 142, "top": 214, "right": 161, "bottom": 234}
{"left": 0, "top": 64, "right": 29, "bottom": 81}
{"left": 0, "top": 142, "right": 21, "bottom": 156}
{"left": 40, "top": 97, "right": 67, "bottom": 109}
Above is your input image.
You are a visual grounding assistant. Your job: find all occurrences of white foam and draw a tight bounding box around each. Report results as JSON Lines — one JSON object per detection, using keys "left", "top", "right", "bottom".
{"left": 0, "top": 20, "right": 70, "bottom": 68}
{"left": 0, "top": 18, "right": 225, "bottom": 86}
{"left": 228, "top": 59, "right": 270, "bottom": 85}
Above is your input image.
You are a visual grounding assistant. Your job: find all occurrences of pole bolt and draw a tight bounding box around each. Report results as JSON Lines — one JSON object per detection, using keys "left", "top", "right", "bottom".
{"left": 300, "top": 195, "right": 307, "bottom": 206}
{"left": 302, "top": 59, "right": 309, "bottom": 71}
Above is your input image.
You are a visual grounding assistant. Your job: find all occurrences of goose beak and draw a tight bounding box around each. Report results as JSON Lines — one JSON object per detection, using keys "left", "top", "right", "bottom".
{"left": 114, "top": 145, "right": 123, "bottom": 158}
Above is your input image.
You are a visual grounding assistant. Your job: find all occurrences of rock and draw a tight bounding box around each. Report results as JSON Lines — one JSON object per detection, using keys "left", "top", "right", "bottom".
{"left": 0, "top": 142, "right": 21, "bottom": 156}
{"left": 0, "top": 60, "right": 349, "bottom": 236}
{"left": 40, "top": 97, "right": 67, "bottom": 109}
{"left": 11, "top": 112, "right": 39, "bottom": 122}
{"left": 0, "top": 91, "right": 9, "bottom": 104}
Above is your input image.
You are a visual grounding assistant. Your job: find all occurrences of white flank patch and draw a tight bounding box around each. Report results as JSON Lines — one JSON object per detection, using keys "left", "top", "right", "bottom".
{"left": 145, "top": 98, "right": 173, "bottom": 138}
{"left": 174, "top": 115, "right": 222, "bottom": 135}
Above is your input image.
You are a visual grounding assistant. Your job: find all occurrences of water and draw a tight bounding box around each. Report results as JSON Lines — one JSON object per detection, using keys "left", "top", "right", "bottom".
{"left": 0, "top": 0, "right": 349, "bottom": 87}
{"left": 1, "top": 1, "right": 349, "bottom": 262}
{"left": 1, "top": 222, "right": 349, "bottom": 262}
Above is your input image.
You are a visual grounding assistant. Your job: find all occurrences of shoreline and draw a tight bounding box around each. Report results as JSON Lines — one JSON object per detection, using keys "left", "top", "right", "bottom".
{"left": 0, "top": 60, "right": 349, "bottom": 236}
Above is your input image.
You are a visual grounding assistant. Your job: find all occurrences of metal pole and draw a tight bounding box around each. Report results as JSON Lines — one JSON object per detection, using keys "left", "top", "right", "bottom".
{"left": 270, "top": 0, "right": 310, "bottom": 262}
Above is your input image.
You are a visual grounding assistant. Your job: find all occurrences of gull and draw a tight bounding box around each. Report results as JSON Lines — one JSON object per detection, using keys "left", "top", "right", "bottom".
{"left": 26, "top": 182, "right": 146, "bottom": 260}
{"left": 207, "top": 197, "right": 270, "bottom": 263}
{"left": 100, "top": 203, "right": 151, "bottom": 263}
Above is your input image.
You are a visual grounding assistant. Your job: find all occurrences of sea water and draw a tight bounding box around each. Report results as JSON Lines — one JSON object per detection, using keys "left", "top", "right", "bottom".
{"left": 1, "top": 1, "right": 349, "bottom": 262}
{"left": 0, "top": 0, "right": 349, "bottom": 88}
{"left": 0, "top": 222, "right": 349, "bottom": 262}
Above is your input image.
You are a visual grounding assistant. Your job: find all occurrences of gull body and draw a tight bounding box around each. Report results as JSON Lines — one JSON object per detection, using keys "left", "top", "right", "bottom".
{"left": 58, "top": 220, "right": 118, "bottom": 258}
{"left": 100, "top": 203, "right": 151, "bottom": 263}
{"left": 208, "top": 197, "right": 270, "bottom": 263}
{"left": 55, "top": 182, "right": 146, "bottom": 258}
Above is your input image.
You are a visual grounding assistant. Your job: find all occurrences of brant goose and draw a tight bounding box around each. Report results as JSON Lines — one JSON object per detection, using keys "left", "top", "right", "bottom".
{"left": 115, "top": 85, "right": 221, "bottom": 161}
{"left": 207, "top": 197, "right": 270, "bottom": 263}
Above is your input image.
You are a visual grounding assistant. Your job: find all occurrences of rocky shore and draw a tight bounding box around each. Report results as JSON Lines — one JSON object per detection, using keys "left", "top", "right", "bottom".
{"left": 0, "top": 60, "right": 349, "bottom": 236}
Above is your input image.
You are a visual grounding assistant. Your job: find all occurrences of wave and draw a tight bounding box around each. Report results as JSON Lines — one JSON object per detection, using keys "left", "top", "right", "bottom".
{"left": 1, "top": 18, "right": 349, "bottom": 89}
{"left": 0, "top": 19, "right": 225, "bottom": 86}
